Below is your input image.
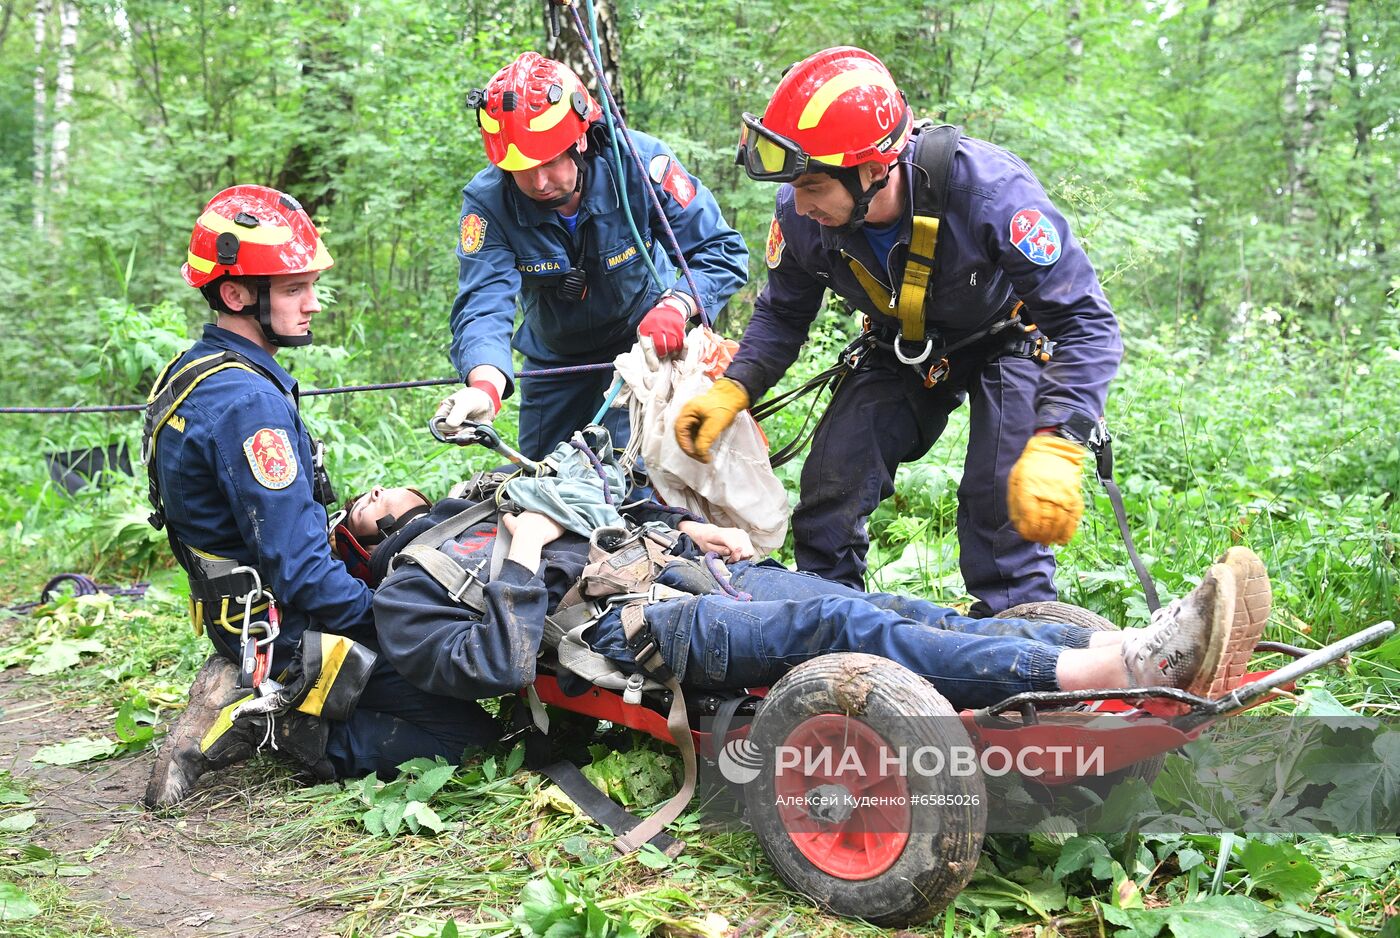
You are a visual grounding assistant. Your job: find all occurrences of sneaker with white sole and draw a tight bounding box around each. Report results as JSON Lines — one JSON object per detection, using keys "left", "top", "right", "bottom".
{"left": 1121, "top": 563, "right": 1236, "bottom": 696}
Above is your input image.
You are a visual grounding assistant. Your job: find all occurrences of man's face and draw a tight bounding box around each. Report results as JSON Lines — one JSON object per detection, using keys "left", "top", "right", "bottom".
{"left": 509, "top": 150, "right": 579, "bottom": 207}
{"left": 346, "top": 486, "right": 430, "bottom": 541}
{"left": 224, "top": 271, "right": 322, "bottom": 338}
{"left": 790, "top": 171, "right": 856, "bottom": 227}
{"left": 265, "top": 272, "right": 322, "bottom": 339}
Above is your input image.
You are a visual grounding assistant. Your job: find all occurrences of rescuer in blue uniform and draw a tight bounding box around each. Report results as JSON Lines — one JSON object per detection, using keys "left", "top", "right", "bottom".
{"left": 142, "top": 185, "right": 495, "bottom": 809}
{"left": 675, "top": 47, "right": 1123, "bottom": 616}
{"left": 434, "top": 52, "right": 748, "bottom": 459}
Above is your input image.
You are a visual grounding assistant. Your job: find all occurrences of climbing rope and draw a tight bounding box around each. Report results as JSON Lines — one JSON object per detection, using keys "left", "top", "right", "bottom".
{"left": 0, "top": 362, "right": 617, "bottom": 416}
{"left": 559, "top": 0, "right": 713, "bottom": 328}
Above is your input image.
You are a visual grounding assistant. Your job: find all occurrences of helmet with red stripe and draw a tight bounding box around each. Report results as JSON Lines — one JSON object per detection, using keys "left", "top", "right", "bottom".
{"left": 472, "top": 52, "right": 602, "bottom": 172}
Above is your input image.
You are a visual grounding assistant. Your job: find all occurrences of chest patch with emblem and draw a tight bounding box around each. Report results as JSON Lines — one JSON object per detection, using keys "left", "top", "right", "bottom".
{"left": 243, "top": 428, "right": 298, "bottom": 490}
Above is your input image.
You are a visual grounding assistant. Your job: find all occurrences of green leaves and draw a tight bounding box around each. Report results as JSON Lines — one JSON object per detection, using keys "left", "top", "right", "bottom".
{"left": 0, "top": 882, "right": 41, "bottom": 922}
{"left": 30, "top": 736, "right": 119, "bottom": 766}
{"left": 358, "top": 757, "right": 459, "bottom": 838}
{"left": 1237, "top": 840, "right": 1322, "bottom": 904}
{"left": 28, "top": 637, "right": 106, "bottom": 676}
{"left": 512, "top": 873, "right": 642, "bottom": 938}
{"left": 1103, "top": 895, "right": 1339, "bottom": 938}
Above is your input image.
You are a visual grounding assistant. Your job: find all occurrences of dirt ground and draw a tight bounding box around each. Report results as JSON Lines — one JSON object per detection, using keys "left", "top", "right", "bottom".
{"left": 0, "top": 663, "right": 346, "bottom": 938}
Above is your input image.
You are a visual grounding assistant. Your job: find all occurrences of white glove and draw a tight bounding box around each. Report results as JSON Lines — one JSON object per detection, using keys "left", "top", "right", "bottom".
{"left": 435, "top": 385, "right": 498, "bottom": 432}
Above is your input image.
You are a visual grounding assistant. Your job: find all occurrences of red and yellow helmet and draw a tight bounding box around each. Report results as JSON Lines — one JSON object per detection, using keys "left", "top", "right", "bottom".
{"left": 473, "top": 52, "right": 602, "bottom": 172}
{"left": 738, "top": 46, "right": 912, "bottom": 182}
{"left": 181, "top": 184, "right": 333, "bottom": 289}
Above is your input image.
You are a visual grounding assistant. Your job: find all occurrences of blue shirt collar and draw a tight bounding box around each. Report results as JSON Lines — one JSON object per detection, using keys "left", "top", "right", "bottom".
{"left": 505, "top": 153, "right": 620, "bottom": 229}
{"left": 200, "top": 323, "right": 298, "bottom": 397}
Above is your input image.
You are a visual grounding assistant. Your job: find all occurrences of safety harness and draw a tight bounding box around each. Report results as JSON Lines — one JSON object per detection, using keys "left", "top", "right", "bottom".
{"left": 141, "top": 348, "right": 346, "bottom": 660}
{"left": 386, "top": 485, "right": 725, "bottom": 856}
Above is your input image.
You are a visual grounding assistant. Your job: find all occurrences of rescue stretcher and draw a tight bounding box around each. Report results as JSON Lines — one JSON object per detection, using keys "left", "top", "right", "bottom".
{"left": 430, "top": 417, "right": 1397, "bottom": 926}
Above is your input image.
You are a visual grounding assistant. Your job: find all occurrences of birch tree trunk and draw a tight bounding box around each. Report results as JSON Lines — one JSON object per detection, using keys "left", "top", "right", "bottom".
{"left": 50, "top": 1, "right": 77, "bottom": 198}
{"left": 1286, "top": 0, "right": 1350, "bottom": 227}
{"left": 32, "top": 0, "right": 48, "bottom": 232}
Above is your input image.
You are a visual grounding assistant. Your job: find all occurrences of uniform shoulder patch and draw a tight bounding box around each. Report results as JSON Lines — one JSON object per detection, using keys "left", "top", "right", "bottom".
{"left": 765, "top": 216, "right": 785, "bottom": 269}
{"left": 460, "top": 213, "right": 487, "bottom": 255}
{"left": 650, "top": 154, "right": 696, "bottom": 208}
{"left": 1009, "top": 208, "right": 1061, "bottom": 266}
{"left": 648, "top": 153, "right": 670, "bottom": 184}
{"left": 243, "top": 428, "right": 298, "bottom": 490}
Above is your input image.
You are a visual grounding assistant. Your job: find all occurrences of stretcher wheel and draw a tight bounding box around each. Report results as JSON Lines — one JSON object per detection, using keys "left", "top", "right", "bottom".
{"left": 742, "top": 653, "right": 985, "bottom": 926}
{"left": 997, "top": 601, "right": 1165, "bottom": 791}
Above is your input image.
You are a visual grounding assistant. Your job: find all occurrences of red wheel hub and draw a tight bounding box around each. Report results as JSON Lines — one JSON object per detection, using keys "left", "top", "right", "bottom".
{"left": 773, "top": 714, "right": 911, "bottom": 879}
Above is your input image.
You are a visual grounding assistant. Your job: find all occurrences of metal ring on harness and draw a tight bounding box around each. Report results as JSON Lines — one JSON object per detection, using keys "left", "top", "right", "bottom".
{"left": 893, "top": 336, "right": 933, "bottom": 365}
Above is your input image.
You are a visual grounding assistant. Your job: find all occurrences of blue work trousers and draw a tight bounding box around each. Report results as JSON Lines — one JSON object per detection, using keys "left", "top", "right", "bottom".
{"left": 793, "top": 343, "right": 1055, "bottom": 617}
{"left": 207, "top": 630, "right": 497, "bottom": 779}
{"left": 593, "top": 561, "right": 1094, "bottom": 711}
{"left": 517, "top": 353, "right": 633, "bottom": 462}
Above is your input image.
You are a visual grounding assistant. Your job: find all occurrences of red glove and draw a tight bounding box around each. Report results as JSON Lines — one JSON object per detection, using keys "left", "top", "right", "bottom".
{"left": 637, "top": 293, "right": 692, "bottom": 358}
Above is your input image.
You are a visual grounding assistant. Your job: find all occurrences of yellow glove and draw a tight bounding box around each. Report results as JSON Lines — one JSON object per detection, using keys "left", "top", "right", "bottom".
{"left": 674, "top": 377, "right": 750, "bottom": 463}
{"left": 1007, "top": 434, "right": 1088, "bottom": 545}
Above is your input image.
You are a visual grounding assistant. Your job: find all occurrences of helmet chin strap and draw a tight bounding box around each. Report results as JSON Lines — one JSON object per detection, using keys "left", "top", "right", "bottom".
{"left": 250, "top": 277, "right": 313, "bottom": 348}
{"left": 536, "top": 145, "right": 588, "bottom": 211}
{"left": 828, "top": 166, "right": 890, "bottom": 235}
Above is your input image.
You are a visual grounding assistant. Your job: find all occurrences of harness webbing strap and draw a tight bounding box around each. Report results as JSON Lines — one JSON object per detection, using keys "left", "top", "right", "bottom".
{"left": 841, "top": 123, "right": 963, "bottom": 345}
{"left": 611, "top": 603, "right": 696, "bottom": 855}
{"left": 534, "top": 758, "right": 683, "bottom": 856}
{"left": 1091, "top": 433, "right": 1162, "bottom": 613}
{"left": 895, "top": 216, "right": 940, "bottom": 342}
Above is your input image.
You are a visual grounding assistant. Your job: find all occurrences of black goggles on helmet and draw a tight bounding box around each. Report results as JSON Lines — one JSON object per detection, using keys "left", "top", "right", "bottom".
{"left": 736, "top": 113, "right": 813, "bottom": 183}
{"left": 735, "top": 106, "right": 914, "bottom": 183}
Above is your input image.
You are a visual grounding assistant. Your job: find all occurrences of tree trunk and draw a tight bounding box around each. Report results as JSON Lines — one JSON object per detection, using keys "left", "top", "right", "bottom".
{"left": 1183, "top": 0, "right": 1217, "bottom": 317}
{"left": 1066, "top": 2, "right": 1082, "bottom": 85}
{"left": 50, "top": 1, "right": 77, "bottom": 198}
{"left": 32, "top": 0, "right": 48, "bottom": 232}
{"left": 547, "top": 0, "right": 624, "bottom": 118}
{"left": 1286, "top": 0, "right": 1350, "bottom": 227}
{"left": 0, "top": 1, "right": 16, "bottom": 54}
{"left": 1344, "top": 14, "right": 1383, "bottom": 256}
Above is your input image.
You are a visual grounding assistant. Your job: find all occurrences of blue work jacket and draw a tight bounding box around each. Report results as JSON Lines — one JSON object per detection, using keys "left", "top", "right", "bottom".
{"left": 447, "top": 128, "right": 749, "bottom": 395}
{"left": 724, "top": 130, "right": 1123, "bottom": 432}
{"left": 151, "top": 325, "right": 374, "bottom": 649}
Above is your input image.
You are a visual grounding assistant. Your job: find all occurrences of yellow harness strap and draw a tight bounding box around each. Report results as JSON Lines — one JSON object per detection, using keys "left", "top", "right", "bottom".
{"left": 844, "top": 215, "right": 941, "bottom": 344}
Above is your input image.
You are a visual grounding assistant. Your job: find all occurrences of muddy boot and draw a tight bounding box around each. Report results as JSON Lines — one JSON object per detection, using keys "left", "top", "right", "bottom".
{"left": 266, "top": 711, "right": 335, "bottom": 782}
{"left": 1121, "top": 563, "right": 1236, "bottom": 697}
{"left": 143, "top": 655, "right": 261, "bottom": 809}
{"left": 1210, "top": 546, "right": 1271, "bottom": 697}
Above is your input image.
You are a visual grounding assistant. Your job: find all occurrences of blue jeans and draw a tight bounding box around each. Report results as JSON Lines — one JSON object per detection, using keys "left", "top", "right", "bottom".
{"left": 590, "top": 561, "right": 1094, "bottom": 710}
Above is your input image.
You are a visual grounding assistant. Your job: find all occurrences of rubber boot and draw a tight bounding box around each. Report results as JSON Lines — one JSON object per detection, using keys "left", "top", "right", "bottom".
{"left": 143, "top": 655, "right": 260, "bottom": 809}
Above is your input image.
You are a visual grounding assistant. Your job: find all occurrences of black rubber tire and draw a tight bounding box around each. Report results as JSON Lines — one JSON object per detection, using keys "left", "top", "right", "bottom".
{"left": 995, "top": 601, "right": 1165, "bottom": 791}
{"left": 744, "top": 653, "right": 986, "bottom": 927}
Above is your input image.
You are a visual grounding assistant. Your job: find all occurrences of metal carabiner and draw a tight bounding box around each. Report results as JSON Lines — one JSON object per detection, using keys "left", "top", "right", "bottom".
{"left": 893, "top": 336, "right": 933, "bottom": 365}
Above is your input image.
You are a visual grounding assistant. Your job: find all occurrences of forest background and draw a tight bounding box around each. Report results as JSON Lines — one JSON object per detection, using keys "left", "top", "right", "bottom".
{"left": 1, "top": 1, "right": 1398, "bottom": 936}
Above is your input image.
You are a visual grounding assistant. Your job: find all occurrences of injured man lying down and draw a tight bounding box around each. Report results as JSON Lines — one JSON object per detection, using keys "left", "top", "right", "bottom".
{"left": 334, "top": 442, "right": 1270, "bottom": 751}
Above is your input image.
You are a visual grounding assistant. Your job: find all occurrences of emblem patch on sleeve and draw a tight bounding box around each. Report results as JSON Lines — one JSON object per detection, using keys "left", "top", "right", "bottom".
{"left": 1009, "top": 208, "right": 1061, "bottom": 266}
{"left": 649, "top": 154, "right": 695, "bottom": 208}
{"left": 243, "top": 428, "right": 298, "bottom": 490}
{"left": 459, "top": 214, "right": 487, "bottom": 255}
{"left": 765, "top": 217, "right": 785, "bottom": 269}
